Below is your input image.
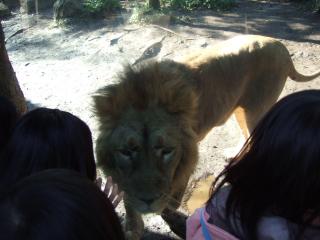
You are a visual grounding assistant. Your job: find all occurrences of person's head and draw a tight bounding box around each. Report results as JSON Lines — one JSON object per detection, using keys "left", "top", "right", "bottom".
{"left": 0, "top": 169, "right": 125, "bottom": 240}
{"left": 0, "top": 96, "right": 18, "bottom": 151}
{"left": 0, "top": 107, "right": 96, "bottom": 185}
{"left": 207, "top": 89, "right": 320, "bottom": 239}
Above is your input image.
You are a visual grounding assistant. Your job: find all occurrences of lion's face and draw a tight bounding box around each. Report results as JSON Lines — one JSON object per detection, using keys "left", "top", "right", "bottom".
{"left": 94, "top": 61, "right": 199, "bottom": 213}
{"left": 101, "top": 108, "right": 186, "bottom": 213}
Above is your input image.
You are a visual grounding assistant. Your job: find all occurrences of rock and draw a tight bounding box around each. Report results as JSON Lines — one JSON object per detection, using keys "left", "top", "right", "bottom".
{"left": 20, "top": 0, "right": 56, "bottom": 14}
{"left": 149, "top": 14, "right": 173, "bottom": 26}
{"left": 200, "top": 42, "right": 208, "bottom": 48}
{"left": 53, "top": 0, "right": 84, "bottom": 20}
{"left": 0, "top": 2, "right": 11, "bottom": 19}
{"left": 3, "top": 0, "right": 19, "bottom": 9}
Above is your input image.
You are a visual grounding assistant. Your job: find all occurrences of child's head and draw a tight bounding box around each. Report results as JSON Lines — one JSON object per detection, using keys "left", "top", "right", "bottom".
{"left": 207, "top": 90, "right": 320, "bottom": 239}
{"left": 0, "top": 107, "right": 96, "bottom": 185}
{"left": 0, "top": 96, "right": 18, "bottom": 151}
{"left": 0, "top": 169, "right": 125, "bottom": 240}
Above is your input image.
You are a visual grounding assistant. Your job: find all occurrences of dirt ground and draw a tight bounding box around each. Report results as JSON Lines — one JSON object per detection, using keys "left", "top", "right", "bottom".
{"left": 2, "top": 0, "right": 320, "bottom": 239}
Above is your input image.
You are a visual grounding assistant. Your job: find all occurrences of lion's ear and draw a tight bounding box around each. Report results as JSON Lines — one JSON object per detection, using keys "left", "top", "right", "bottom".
{"left": 93, "top": 95, "right": 110, "bottom": 117}
{"left": 93, "top": 85, "right": 120, "bottom": 119}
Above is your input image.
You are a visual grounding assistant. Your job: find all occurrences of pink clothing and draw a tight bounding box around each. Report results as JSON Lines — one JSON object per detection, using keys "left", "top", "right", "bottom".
{"left": 187, "top": 186, "right": 320, "bottom": 240}
{"left": 187, "top": 207, "right": 239, "bottom": 240}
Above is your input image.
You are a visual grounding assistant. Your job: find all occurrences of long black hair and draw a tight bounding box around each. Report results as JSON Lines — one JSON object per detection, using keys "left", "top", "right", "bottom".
{"left": 0, "top": 96, "right": 18, "bottom": 152}
{"left": 206, "top": 89, "right": 320, "bottom": 239}
{"left": 0, "top": 107, "right": 96, "bottom": 186}
{"left": 0, "top": 169, "right": 125, "bottom": 240}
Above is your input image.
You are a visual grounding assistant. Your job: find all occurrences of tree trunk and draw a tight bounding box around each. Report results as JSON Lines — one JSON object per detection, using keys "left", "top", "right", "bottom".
{"left": 0, "top": 21, "right": 27, "bottom": 116}
{"left": 148, "top": 0, "right": 160, "bottom": 10}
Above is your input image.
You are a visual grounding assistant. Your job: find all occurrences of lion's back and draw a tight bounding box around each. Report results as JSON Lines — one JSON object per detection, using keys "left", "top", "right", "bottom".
{"left": 178, "top": 35, "right": 289, "bottom": 69}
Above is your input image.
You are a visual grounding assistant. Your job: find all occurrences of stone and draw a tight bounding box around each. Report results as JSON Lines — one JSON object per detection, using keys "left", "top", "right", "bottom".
{"left": 20, "top": 0, "right": 56, "bottom": 14}
{"left": 0, "top": 2, "right": 11, "bottom": 19}
{"left": 3, "top": 0, "right": 19, "bottom": 9}
{"left": 53, "top": 0, "right": 84, "bottom": 20}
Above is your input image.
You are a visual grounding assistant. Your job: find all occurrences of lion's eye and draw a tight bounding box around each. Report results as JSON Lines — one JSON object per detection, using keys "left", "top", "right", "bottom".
{"left": 118, "top": 149, "right": 131, "bottom": 158}
{"left": 161, "top": 148, "right": 175, "bottom": 163}
{"left": 162, "top": 148, "right": 173, "bottom": 155}
{"left": 118, "top": 147, "right": 139, "bottom": 159}
{"left": 116, "top": 149, "right": 132, "bottom": 170}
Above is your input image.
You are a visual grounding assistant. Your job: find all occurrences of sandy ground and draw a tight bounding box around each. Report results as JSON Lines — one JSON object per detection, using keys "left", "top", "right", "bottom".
{"left": 2, "top": 0, "right": 320, "bottom": 239}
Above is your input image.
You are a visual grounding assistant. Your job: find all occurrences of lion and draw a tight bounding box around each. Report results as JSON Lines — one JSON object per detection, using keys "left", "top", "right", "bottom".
{"left": 93, "top": 35, "right": 320, "bottom": 239}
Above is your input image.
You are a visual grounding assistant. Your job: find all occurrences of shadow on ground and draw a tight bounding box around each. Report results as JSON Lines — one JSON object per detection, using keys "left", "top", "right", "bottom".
{"left": 175, "top": 0, "right": 320, "bottom": 44}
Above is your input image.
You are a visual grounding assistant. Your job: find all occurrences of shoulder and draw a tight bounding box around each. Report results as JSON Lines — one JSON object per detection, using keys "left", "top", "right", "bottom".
{"left": 208, "top": 185, "right": 231, "bottom": 220}
{"left": 257, "top": 216, "right": 320, "bottom": 240}
{"left": 208, "top": 185, "right": 245, "bottom": 238}
{"left": 257, "top": 216, "right": 292, "bottom": 240}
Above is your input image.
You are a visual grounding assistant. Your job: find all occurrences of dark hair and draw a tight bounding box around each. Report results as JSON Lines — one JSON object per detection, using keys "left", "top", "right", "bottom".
{"left": 207, "top": 89, "right": 320, "bottom": 239}
{"left": 0, "top": 107, "right": 96, "bottom": 185}
{"left": 0, "top": 96, "right": 18, "bottom": 151}
{"left": 0, "top": 169, "right": 125, "bottom": 240}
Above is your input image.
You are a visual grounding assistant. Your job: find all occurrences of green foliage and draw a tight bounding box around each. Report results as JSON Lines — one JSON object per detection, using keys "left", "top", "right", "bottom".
{"left": 129, "top": 0, "right": 235, "bottom": 23}
{"left": 0, "top": 2, "right": 11, "bottom": 19}
{"left": 309, "top": 0, "right": 320, "bottom": 12}
{"left": 161, "top": 0, "right": 236, "bottom": 10}
{"left": 83, "top": 0, "right": 120, "bottom": 14}
{"left": 283, "top": 0, "right": 319, "bottom": 12}
{"left": 208, "top": 0, "right": 236, "bottom": 10}
{"left": 129, "top": 2, "right": 151, "bottom": 22}
{"left": 129, "top": 2, "right": 172, "bottom": 23}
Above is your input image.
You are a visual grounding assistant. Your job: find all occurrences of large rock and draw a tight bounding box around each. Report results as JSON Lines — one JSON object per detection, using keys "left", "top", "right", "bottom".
{"left": 3, "top": 0, "right": 19, "bottom": 9}
{"left": 20, "top": 0, "right": 55, "bottom": 14}
{"left": 53, "top": 0, "right": 84, "bottom": 20}
{"left": 0, "top": 2, "right": 11, "bottom": 19}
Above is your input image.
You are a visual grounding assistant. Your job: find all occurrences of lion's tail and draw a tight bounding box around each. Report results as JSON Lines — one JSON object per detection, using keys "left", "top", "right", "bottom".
{"left": 289, "top": 59, "right": 320, "bottom": 82}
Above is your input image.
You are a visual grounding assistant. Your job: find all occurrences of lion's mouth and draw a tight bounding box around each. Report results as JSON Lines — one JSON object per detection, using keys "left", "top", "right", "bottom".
{"left": 131, "top": 194, "right": 168, "bottom": 213}
{"left": 139, "top": 196, "right": 160, "bottom": 205}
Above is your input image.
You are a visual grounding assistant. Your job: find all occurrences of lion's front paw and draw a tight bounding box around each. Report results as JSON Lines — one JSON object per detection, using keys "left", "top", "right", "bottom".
{"left": 124, "top": 202, "right": 144, "bottom": 240}
{"left": 125, "top": 230, "right": 142, "bottom": 240}
{"left": 161, "top": 208, "right": 187, "bottom": 239}
{"left": 125, "top": 219, "right": 143, "bottom": 240}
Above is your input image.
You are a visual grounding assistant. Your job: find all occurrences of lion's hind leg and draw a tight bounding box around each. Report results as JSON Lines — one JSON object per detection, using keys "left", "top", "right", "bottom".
{"left": 221, "top": 109, "right": 247, "bottom": 158}
{"left": 241, "top": 98, "right": 277, "bottom": 136}
{"left": 234, "top": 107, "right": 250, "bottom": 139}
{"left": 240, "top": 74, "right": 287, "bottom": 134}
{"left": 222, "top": 103, "right": 270, "bottom": 159}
